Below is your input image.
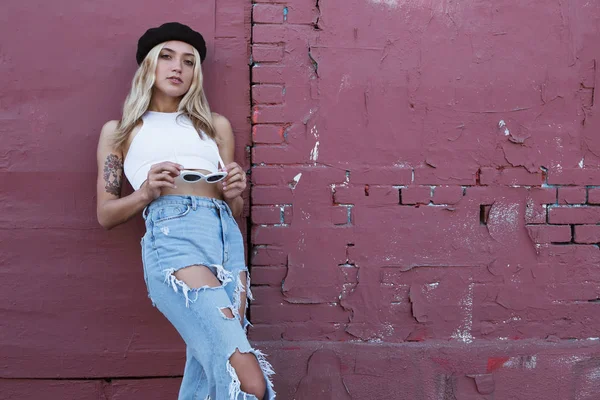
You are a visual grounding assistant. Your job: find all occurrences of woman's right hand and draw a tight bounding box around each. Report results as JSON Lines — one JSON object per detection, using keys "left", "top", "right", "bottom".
{"left": 140, "top": 162, "right": 183, "bottom": 201}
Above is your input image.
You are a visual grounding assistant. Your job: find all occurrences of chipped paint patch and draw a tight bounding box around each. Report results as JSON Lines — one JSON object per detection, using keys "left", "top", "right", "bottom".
{"left": 503, "top": 355, "right": 537, "bottom": 369}
{"left": 310, "top": 141, "right": 320, "bottom": 161}
{"left": 451, "top": 281, "right": 474, "bottom": 343}
{"left": 490, "top": 202, "right": 520, "bottom": 228}
{"left": 499, "top": 120, "right": 510, "bottom": 136}
{"left": 309, "top": 125, "right": 320, "bottom": 162}
{"left": 370, "top": 0, "right": 399, "bottom": 7}
{"left": 339, "top": 74, "right": 351, "bottom": 91}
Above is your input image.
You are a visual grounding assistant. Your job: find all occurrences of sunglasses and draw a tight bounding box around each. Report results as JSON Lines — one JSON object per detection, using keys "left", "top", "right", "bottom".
{"left": 180, "top": 170, "right": 227, "bottom": 183}
{"left": 178, "top": 159, "right": 228, "bottom": 184}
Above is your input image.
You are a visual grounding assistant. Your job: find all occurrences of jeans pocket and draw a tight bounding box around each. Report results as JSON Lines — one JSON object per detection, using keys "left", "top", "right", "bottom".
{"left": 153, "top": 204, "right": 191, "bottom": 223}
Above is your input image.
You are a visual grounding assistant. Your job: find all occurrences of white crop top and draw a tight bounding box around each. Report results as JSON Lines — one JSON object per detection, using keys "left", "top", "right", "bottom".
{"left": 123, "top": 111, "right": 224, "bottom": 190}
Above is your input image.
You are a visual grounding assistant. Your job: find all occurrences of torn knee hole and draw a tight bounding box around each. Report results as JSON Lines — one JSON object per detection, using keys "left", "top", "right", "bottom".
{"left": 219, "top": 306, "right": 236, "bottom": 320}
{"left": 227, "top": 349, "right": 269, "bottom": 399}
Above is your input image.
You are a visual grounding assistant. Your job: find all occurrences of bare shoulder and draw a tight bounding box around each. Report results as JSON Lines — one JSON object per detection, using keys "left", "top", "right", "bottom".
{"left": 211, "top": 112, "right": 233, "bottom": 141}
{"left": 99, "top": 120, "right": 120, "bottom": 145}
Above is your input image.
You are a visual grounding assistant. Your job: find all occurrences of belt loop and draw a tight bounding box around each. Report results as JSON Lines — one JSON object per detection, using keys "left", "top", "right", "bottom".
{"left": 191, "top": 196, "right": 197, "bottom": 210}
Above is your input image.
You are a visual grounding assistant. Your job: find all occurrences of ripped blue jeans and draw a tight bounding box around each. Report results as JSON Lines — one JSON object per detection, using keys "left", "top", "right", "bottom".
{"left": 141, "top": 195, "right": 276, "bottom": 400}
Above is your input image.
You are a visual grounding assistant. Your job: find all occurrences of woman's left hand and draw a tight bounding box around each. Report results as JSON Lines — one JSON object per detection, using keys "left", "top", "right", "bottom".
{"left": 221, "top": 162, "right": 247, "bottom": 200}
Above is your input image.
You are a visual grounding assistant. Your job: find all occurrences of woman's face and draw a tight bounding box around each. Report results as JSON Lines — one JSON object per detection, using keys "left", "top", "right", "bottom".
{"left": 153, "top": 40, "right": 196, "bottom": 98}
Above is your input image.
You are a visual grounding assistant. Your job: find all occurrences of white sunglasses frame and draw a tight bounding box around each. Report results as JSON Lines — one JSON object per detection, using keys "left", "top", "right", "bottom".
{"left": 178, "top": 158, "right": 228, "bottom": 184}
{"left": 179, "top": 169, "right": 227, "bottom": 183}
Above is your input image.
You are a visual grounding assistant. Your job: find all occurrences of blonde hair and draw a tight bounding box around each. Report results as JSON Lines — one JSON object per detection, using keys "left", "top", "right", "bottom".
{"left": 112, "top": 42, "right": 215, "bottom": 149}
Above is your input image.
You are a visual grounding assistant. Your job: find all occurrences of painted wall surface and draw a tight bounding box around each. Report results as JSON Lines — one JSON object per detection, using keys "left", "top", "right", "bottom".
{"left": 3, "top": 0, "right": 600, "bottom": 399}
{"left": 1, "top": 0, "right": 252, "bottom": 398}
{"left": 249, "top": 0, "right": 600, "bottom": 398}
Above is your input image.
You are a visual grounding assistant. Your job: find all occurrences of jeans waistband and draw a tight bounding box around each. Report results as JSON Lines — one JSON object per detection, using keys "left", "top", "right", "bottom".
{"left": 143, "top": 195, "right": 231, "bottom": 220}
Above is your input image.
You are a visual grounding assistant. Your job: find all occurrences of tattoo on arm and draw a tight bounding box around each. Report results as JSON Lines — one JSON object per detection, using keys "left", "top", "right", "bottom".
{"left": 103, "top": 154, "right": 123, "bottom": 196}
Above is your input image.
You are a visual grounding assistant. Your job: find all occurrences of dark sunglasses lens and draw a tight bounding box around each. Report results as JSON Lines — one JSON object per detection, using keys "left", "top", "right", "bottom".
{"left": 206, "top": 175, "right": 223, "bottom": 182}
{"left": 183, "top": 174, "right": 201, "bottom": 182}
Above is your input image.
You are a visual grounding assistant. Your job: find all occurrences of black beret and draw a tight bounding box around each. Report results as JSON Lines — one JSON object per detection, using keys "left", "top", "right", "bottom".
{"left": 136, "top": 22, "right": 207, "bottom": 65}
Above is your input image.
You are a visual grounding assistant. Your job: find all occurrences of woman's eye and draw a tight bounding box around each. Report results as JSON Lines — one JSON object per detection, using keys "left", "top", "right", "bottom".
{"left": 184, "top": 60, "right": 194, "bottom": 66}
{"left": 160, "top": 54, "right": 171, "bottom": 59}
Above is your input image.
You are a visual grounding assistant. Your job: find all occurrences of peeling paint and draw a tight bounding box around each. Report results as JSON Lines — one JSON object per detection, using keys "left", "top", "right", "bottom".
{"left": 290, "top": 173, "right": 302, "bottom": 189}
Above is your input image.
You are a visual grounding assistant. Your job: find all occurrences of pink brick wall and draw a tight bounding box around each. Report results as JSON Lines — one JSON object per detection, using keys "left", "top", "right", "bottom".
{"left": 249, "top": 0, "right": 600, "bottom": 398}
{"left": 4, "top": 0, "right": 600, "bottom": 398}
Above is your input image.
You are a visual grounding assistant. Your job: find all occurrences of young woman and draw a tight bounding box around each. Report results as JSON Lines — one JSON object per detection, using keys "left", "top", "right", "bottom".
{"left": 95, "top": 22, "right": 275, "bottom": 400}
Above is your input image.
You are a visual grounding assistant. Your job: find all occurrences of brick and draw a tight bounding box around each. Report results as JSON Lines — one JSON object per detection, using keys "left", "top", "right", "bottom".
{"left": 252, "top": 145, "right": 307, "bottom": 164}
{"left": 526, "top": 225, "right": 572, "bottom": 244}
{"left": 252, "top": 246, "right": 288, "bottom": 266}
{"left": 480, "top": 167, "right": 543, "bottom": 186}
{"left": 250, "top": 266, "right": 287, "bottom": 286}
{"left": 252, "top": 205, "right": 282, "bottom": 224}
{"left": 401, "top": 186, "right": 431, "bottom": 205}
{"left": 548, "top": 206, "right": 600, "bottom": 224}
{"left": 432, "top": 186, "right": 463, "bottom": 205}
{"left": 252, "top": 84, "right": 284, "bottom": 104}
{"left": 252, "top": 65, "right": 285, "bottom": 84}
{"left": 252, "top": 124, "right": 285, "bottom": 144}
{"left": 414, "top": 166, "right": 476, "bottom": 185}
{"left": 286, "top": 3, "right": 320, "bottom": 24}
{"left": 528, "top": 187, "right": 558, "bottom": 204}
{"left": 574, "top": 225, "right": 600, "bottom": 243}
{"left": 548, "top": 168, "right": 600, "bottom": 185}
{"left": 350, "top": 167, "right": 412, "bottom": 185}
{"left": 253, "top": 24, "right": 287, "bottom": 44}
{"left": 250, "top": 286, "right": 285, "bottom": 305}
{"left": 558, "top": 187, "right": 586, "bottom": 204}
{"left": 331, "top": 206, "right": 349, "bottom": 225}
{"left": 251, "top": 165, "right": 345, "bottom": 186}
{"left": 334, "top": 185, "right": 398, "bottom": 206}
{"left": 253, "top": 3, "right": 285, "bottom": 24}
{"left": 588, "top": 188, "right": 600, "bottom": 204}
{"left": 331, "top": 186, "right": 362, "bottom": 204}
{"left": 251, "top": 186, "right": 294, "bottom": 204}
{"left": 252, "top": 104, "right": 286, "bottom": 123}
{"left": 252, "top": 44, "right": 284, "bottom": 62}
{"left": 253, "top": 225, "right": 290, "bottom": 245}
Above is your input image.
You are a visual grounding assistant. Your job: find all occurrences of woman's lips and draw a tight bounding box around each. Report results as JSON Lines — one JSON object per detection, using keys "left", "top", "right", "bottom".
{"left": 168, "top": 77, "right": 183, "bottom": 84}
